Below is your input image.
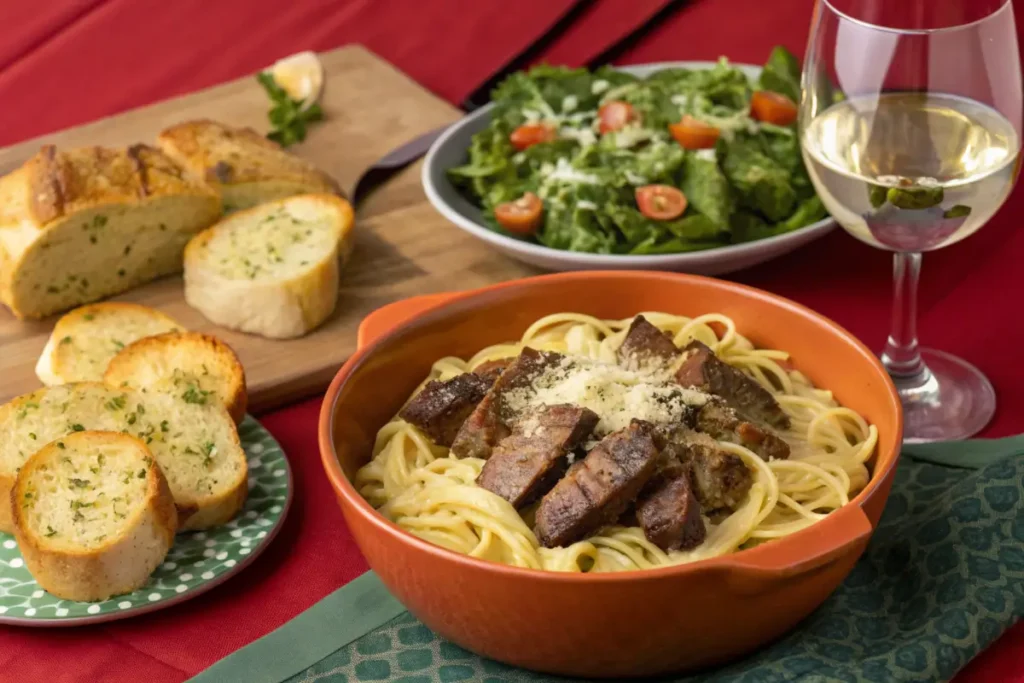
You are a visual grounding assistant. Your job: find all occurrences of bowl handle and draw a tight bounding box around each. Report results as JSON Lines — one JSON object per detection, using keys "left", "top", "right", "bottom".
{"left": 722, "top": 506, "right": 873, "bottom": 596}
{"left": 357, "top": 293, "right": 459, "bottom": 348}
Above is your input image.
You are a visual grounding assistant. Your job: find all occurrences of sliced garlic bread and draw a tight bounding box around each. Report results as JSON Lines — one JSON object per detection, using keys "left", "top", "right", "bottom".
{"left": 35, "top": 302, "right": 182, "bottom": 386}
{"left": 0, "top": 383, "right": 247, "bottom": 533}
{"left": 105, "top": 331, "right": 247, "bottom": 424}
{"left": 12, "top": 431, "right": 177, "bottom": 601}
{"left": 183, "top": 193, "right": 353, "bottom": 338}
{"left": 0, "top": 144, "right": 222, "bottom": 319}
{"left": 157, "top": 119, "right": 341, "bottom": 212}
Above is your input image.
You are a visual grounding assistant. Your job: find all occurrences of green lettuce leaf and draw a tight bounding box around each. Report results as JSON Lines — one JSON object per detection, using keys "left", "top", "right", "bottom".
{"left": 721, "top": 134, "right": 797, "bottom": 222}
{"left": 758, "top": 46, "right": 800, "bottom": 102}
{"left": 662, "top": 213, "right": 724, "bottom": 241}
{"left": 630, "top": 236, "right": 723, "bottom": 254}
{"left": 679, "top": 153, "right": 734, "bottom": 228}
{"left": 731, "top": 196, "right": 826, "bottom": 242}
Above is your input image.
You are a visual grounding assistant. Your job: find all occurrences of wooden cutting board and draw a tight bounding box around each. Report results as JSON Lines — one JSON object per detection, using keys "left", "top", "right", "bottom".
{"left": 0, "top": 45, "right": 537, "bottom": 411}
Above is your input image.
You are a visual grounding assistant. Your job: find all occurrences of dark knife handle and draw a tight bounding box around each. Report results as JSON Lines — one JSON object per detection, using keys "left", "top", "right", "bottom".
{"left": 459, "top": 0, "right": 596, "bottom": 112}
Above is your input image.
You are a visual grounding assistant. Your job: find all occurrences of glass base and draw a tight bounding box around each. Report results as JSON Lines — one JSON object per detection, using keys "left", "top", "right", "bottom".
{"left": 888, "top": 348, "right": 995, "bottom": 443}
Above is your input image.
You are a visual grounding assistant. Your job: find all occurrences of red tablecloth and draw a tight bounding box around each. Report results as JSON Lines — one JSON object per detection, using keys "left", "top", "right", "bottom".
{"left": 1, "top": 1, "right": 1022, "bottom": 681}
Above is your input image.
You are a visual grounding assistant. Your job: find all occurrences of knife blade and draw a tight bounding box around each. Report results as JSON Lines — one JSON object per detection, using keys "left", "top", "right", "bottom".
{"left": 350, "top": 0, "right": 692, "bottom": 207}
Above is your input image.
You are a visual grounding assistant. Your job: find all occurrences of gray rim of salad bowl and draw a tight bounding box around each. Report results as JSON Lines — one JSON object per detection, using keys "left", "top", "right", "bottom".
{"left": 422, "top": 61, "right": 834, "bottom": 267}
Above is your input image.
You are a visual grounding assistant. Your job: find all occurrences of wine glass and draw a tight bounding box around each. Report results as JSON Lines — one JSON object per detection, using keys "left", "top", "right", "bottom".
{"left": 800, "top": 0, "right": 1022, "bottom": 442}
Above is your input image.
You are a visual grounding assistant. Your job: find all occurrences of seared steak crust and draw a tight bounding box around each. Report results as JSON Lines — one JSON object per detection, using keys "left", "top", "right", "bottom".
{"left": 535, "top": 420, "right": 662, "bottom": 548}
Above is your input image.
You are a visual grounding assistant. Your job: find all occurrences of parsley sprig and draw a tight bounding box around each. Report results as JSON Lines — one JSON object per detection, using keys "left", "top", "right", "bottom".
{"left": 256, "top": 72, "right": 323, "bottom": 147}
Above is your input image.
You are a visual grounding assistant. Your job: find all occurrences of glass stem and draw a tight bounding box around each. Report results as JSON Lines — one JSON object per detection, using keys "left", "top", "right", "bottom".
{"left": 881, "top": 251, "right": 926, "bottom": 378}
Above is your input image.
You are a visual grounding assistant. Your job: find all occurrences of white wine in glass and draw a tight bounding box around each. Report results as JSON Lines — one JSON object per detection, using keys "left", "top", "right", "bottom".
{"left": 800, "top": 0, "right": 1023, "bottom": 441}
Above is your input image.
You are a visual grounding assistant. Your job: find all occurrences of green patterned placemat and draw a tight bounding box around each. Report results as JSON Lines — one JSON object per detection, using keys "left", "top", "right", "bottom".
{"left": 0, "top": 416, "right": 291, "bottom": 624}
{"left": 193, "top": 442, "right": 1024, "bottom": 683}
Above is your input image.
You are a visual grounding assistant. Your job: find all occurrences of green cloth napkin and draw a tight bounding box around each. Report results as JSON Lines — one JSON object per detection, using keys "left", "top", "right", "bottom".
{"left": 190, "top": 436, "right": 1024, "bottom": 683}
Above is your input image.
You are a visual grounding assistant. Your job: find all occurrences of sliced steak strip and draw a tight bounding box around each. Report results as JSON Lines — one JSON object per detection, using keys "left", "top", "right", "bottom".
{"left": 450, "top": 347, "right": 562, "bottom": 459}
{"left": 476, "top": 404, "right": 599, "bottom": 509}
{"left": 675, "top": 340, "right": 790, "bottom": 431}
{"left": 661, "top": 427, "right": 753, "bottom": 511}
{"left": 696, "top": 401, "right": 790, "bottom": 461}
{"left": 534, "top": 419, "right": 662, "bottom": 548}
{"left": 636, "top": 469, "right": 706, "bottom": 552}
{"left": 617, "top": 315, "right": 681, "bottom": 369}
{"left": 449, "top": 392, "right": 508, "bottom": 459}
{"left": 474, "top": 358, "right": 512, "bottom": 383}
{"left": 399, "top": 372, "right": 495, "bottom": 447}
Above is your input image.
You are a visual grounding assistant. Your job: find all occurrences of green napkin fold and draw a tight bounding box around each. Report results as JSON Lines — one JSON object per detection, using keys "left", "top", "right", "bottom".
{"left": 190, "top": 437, "right": 1024, "bottom": 683}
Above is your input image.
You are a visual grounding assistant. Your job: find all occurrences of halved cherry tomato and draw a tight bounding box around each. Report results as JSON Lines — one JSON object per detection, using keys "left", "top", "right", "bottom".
{"left": 495, "top": 192, "right": 543, "bottom": 235}
{"left": 598, "top": 101, "right": 636, "bottom": 134}
{"left": 509, "top": 123, "right": 556, "bottom": 151}
{"left": 635, "top": 185, "right": 687, "bottom": 221}
{"left": 750, "top": 90, "right": 799, "bottom": 126}
{"left": 668, "top": 115, "right": 721, "bottom": 150}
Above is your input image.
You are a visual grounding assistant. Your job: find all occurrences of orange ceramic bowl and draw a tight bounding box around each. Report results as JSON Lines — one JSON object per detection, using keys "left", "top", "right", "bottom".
{"left": 319, "top": 271, "right": 902, "bottom": 679}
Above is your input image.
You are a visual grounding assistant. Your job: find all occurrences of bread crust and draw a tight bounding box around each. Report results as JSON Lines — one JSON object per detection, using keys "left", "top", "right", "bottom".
{"left": 183, "top": 193, "right": 354, "bottom": 338}
{"left": 11, "top": 431, "right": 178, "bottom": 602}
{"left": 0, "top": 383, "right": 248, "bottom": 534}
{"left": 104, "top": 331, "right": 248, "bottom": 425}
{"left": 0, "top": 145, "right": 221, "bottom": 319}
{"left": 20, "top": 144, "right": 218, "bottom": 230}
{"left": 36, "top": 302, "right": 182, "bottom": 386}
{"left": 157, "top": 119, "right": 342, "bottom": 210}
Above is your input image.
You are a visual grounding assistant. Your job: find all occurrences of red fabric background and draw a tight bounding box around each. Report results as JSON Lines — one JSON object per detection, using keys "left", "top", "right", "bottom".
{"left": 0, "top": 0, "right": 1021, "bottom": 680}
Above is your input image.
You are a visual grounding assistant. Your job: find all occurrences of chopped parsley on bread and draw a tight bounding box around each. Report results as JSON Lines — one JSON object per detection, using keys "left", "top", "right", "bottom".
{"left": 183, "top": 193, "right": 354, "bottom": 338}
{"left": 0, "top": 144, "right": 222, "bottom": 319}
{"left": 156, "top": 119, "right": 342, "bottom": 212}
{"left": 0, "top": 383, "right": 247, "bottom": 533}
{"left": 12, "top": 431, "right": 177, "bottom": 601}
{"left": 35, "top": 302, "right": 182, "bottom": 386}
{"left": 105, "top": 331, "right": 248, "bottom": 424}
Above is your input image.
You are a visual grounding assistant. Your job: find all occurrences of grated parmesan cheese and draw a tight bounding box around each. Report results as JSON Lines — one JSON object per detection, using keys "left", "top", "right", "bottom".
{"left": 562, "top": 95, "right": 579, "bottom": 113}
{"left": 576, "top": 200, "right": 598, "bottom": 211}
{"left": 559, "top": 126, "right": 598, "bottom": 148}
{"left": 591, "top": 79, "right": 610, "bottom": 95}
{"left": 542, "top": 158, "right": 601, "bottom": 185}
{"left": 695, "top": 148, "right": 717, "bottom": 162}
{"left": 611, "top": 125, "right": 656, "bottom": 150}
{"left": 505, "top": 356, "right": 708, "bottom": 437}
{"left": 522, "top": 108, "right": 543, "bottom": 122}
{"left": 624, "top": 170, "right": 648, "bottom": 186}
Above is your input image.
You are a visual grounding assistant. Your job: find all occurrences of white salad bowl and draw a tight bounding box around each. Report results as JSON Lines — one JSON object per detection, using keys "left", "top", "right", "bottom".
{"left": 422, "top": 61, "right": 834, "bottom": 274}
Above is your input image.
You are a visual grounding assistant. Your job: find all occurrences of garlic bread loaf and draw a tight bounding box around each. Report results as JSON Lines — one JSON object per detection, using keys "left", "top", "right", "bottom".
{"left": 12, "top": 431, "right": 177, "bottom": 601}
{"left": 0, "top": 383, "right": 247, "bottom": 533}
{"left": 183, "top": 193, "right": 354, "bottom": 338}
{"left": 105, "top": 331, "right": 247, "bottom": 424}
{"left": 157, "top": 119, "right": 341, "bottom": 212}
{"left": 0, "top": 145, "right": 222, "bottom": 319}
{"left": 35, "top": 302, "right": 182, "bottom": 386}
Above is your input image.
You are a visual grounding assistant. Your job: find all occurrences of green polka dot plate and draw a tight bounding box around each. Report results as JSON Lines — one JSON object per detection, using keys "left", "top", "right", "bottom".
{"left": 0, "top": 416, "right": 292, "bottom": 626}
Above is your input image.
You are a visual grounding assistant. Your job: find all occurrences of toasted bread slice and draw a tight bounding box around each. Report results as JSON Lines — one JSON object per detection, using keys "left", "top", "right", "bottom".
{"left": 156, "top": 119, "right": 341, "bottom": 212}
{"left": 104, "top": 331, "right": 247, "bottom": 424}
{"left": 0, "top": 383, "right": 247, "bottom": 533}
{"left": 35, "top": 302, "right": 183, "bottom": 386}
{"left": 12, "top": 431, "right": 177, "bottom": 601}
{"left": 0, "top": 144, "right": 222, "bottom": 319}
{"left": 183, "top": 193, "right": 353, "bottom": 338}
